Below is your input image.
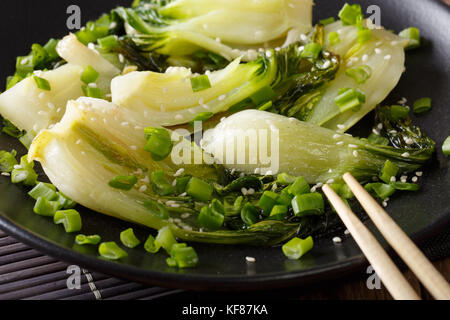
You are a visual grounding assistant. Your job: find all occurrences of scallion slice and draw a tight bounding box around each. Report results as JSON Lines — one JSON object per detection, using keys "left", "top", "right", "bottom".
{"left": 319, "top": 17, "right": 335, "bottom": 25}
{"left": 190, "top": 75, "right": 211, "bottom": 92}
{"left": 345, "top": 65, "right": 372, "bottom": 84}
{"left": 388, "top": 105, "right": 409, "bottom": 120}
{"left": 81, "top": 65, "right": 99, "bottom": 84}
{"left": 143, "top": 199, "right": 169, "bottom": 220}
{"left": 189, "top": 112, "right": 214, "bottom": 126}
{"left": 257, "top": 191, "right": 279, "bottom": 215}
{"left": 282, "top": 236, "right": 314, "bottom": 260}
{"left": 75, "top": 234, "right": 101, "bottom": 245}
{"left": 357, "top": 28, "right": 372, "bottom": 44}
{"left": 144, "top": 127, "right": 173, "bottom": 161}
{"left": 0, "top": 150, "right": 17, "bottom": 173}
{"left": 33, "top": 76, "right": 51, "bottom": 91}
{"left": 413, "top": 97, "right": 432, "bottom": 114}
{"left": 300, "top": 42, "right": 322, "bottom": 60}
{"left": 155, "top": 226, "right": 177, "bottom": 254}
{"left": 28, "top": 182, "right": 57, "bottom": 201}
{"left": 98, "top": 242, "right": 128, "bottom": 260}
{"left": 151, "top": 170, "right": 174, "bottom": 196}
{"left": 276, "top": 173, "right": 297, "bottom": 185}
{"left": 144, "top": 235, "right": 161, "bottom": 253}
{"left": 327, "top": 31, "right": 340, "bottom": 46}
{"left": 108, "top": 175, "right": 137, "bottom": 191}
{"left": 338, "top": 3, "right": 363, "bottom": 26}
{"left": 53, "top": 209, "right": 82, "bottom": 233}
{"left": 186, "top": 177, "right": 213, "bottom": 202}
{"left": 443, "top": 137, "right": 450, "bottom": 156}
{"left": 365, "top": 183, "right": 396, "bottom": 199}
{"left": 335, "top": 88, "right": 366, "bottom": 112}
{"left": 399, "top": 27, "right": 420, "bottom": 50}
{"left": 240, "top": 203, "right": 259, "bottom": 226}
{"left": 291, "top": 193, "right": 324, "bottom": 216}
{"left": 198, "top": 206, "right": 224, "bottom": 230}
{"left": 97, "top": 35, "right": 119, "bottom": 51}
{"left": 33, "top": 197, "right": 61, "bottom": 217}
{"left": 120, "top": 228, "right": 141, "bottom": 248}
{"left": 390, "top": 182, "right": 419, "bottom": 191}
{"left": 288, "top": 176, "right": 310, "bottom": 196}
{"left": 380, "top": 160, "right": 399, "bottom": 183}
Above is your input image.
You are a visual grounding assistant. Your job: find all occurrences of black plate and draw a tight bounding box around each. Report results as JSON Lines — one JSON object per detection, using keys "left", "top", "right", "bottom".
{"left": 0, "top": 0, "right": 449, "bottom": 291}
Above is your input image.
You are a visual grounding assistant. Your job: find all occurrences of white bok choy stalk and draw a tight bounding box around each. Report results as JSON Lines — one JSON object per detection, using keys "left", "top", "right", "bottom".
{"left": 28, "top": 98, "right": 299, "bottom": 245}
{"left": 201, "top": 110, "right": 434, "bottom": 183}
{"left": 114, "top": 0, "right": 313, "bottom": 61}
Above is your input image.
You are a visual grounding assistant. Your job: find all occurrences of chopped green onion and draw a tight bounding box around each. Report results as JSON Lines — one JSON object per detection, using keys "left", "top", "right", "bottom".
{"left": 365, "top": 183, "right": 396, "bottom": 199}
{"left": 11, "top": 155, "right": 37, "bottom": 186}
{"left": 258, "top": 101, "right": 273, "bottom": 111}
{"left": 0, "top": 150, "right": 17, "bottom": 173}
{"left": 83, "top": 86, "right": 104, "bottom": 99}
{"left": 28, "top": 182, "right": 57, "bottom": 201}
{"left": 1, "top": 119, "right": 23, "bottom": 138}
{"left": 257, "top": 191, "right": 279, "bottom": 215}
{"left": 31, "top": 43, "right": 48, "bottom": 67}
{"left": 53, "top": 209, "right": 82, "bottom": 233}
{"left": 388, "top": 105, "right": 409, "bottom": 120}
{"left": 282, "top": 236, "right": 314, "bottom": 260}
{"left": 155, "top": 226, "right": 177, "bottom": 254}
{"left": 166, "top": 257, "right": 178, "bottom": 267}
{"left": 190, "top": 75, "right": 211, "bottom": 92}
{"left": 276, "top": 173, "right": 297, "bottom": 185}
{"left": 399, "top": 27, "right": 420, "bottom": 50}
{"left": 175, "top": 176, "right": 191, "bottom": 194}
{"left": 120, "top": 228, "right": 141, "bottom": 248}
{"left": 33, "top": 197, "right": 61, "bottom": 217}
{"left": 443, "top": 137, "right": 450, "bottom": 156}
{"left": 80, "top": 66, "right": 99, "bottom": 84}
{"left": 357, "top": 28, "right": 372, "bottom": 44}
{"left": 144, "top": 235, "right": 161, "bottom": 253}
{"left": 368, "top": 133, "right": 389, "bottom": 146}
{"left": 338, "top": 3, "right": 363, "bottom": 26}
{"left": 108, "top": 175, "right": 137, "bottom": 190}
{"left": 144, "top": 127, "right": 173, "bottom": 161}
{"left": 276, "top": 188, "right": 293, "bottom": 206}
{"left": 151, "top": 170, "right": 174, "bottom": 196}
{"left": 390, "top": 182, "right": 419, "bottom": 191}
{"left": 288, "top": 176, "right": 310, "bottom": 196}
{"left": 211, "top": 198, "right": 225, "bottom": 216}
{"left": 186, "top": 177, "right": 213, "bottom": 202}
{"left": 97, "top": 35, "right": 119, "bottom": 51}
{"left": 143, "top": 199, "right": 169, "bottom": 220}
{"left": 240, "top": 203, "right": 259, "bottom": 226}
{"left": 413, "top": 97, "right": 432, "bottom": 114}
{"left": 43, "top": 38, "right": 60, "bottom": 60}
{"left": 19, "top": 131, "right": 36, "bottom": 149}
{"left": 54, "top": 192, "right": 77, "bottom": 209}
{"left": 270, "top": 205, "right": 288, "bottom": 218}
{"left": 250, "top": 86, "right": 276, "bottom": 106}
{"left": 291, "top": 193, "right": 324, "bottom": 216}
{"left": 75, "top": 234, "right": 101, "bottom": 245}
{"left": 16, "top": 56, "right": 34, "bottom": 77}
{"left": 170, "top": 245, "right": 199, "bottom": 268}
{"left": 198, "top": 206, "right": 224, "bottom": 230}
{"left": 335, "top": 88, "right": 366, "bottom": 113}
{"left": 345, "top": 65, "right": 372, "bottom": 84}
{"left": 33, "top": 76, "right": 51, "bottom": 91}
{"left": 189, "top": 112, "right": 214, "bottom": 126}
{"left": 327, "top": 31, "right": 340, "bottom": 46}
{"left": 98, "top": 242, "right": 128, "bottom": 260}
{"left": 320, "top": 17, "right": 335, "bottom": 25}
{"left": 300, "top": 43, "right": 322, "bottom": 60}
{"left": 380, "top": 160, "right": 399, "bottom": 183}
{"left": 6, "top": 74, "right": 23, "bottom": 90}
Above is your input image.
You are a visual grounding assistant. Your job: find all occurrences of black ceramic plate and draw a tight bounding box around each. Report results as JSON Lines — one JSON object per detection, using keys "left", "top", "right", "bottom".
{"left": 0, "top": 0, "right": 449, "bottom": 291}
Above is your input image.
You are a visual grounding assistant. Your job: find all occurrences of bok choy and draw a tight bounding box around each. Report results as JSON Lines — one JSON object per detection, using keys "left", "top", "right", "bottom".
{"left": 114, "top": 0, "right": 313, "bottom": 61}
{"left": 28, "top": 98, "right": 299, "bottom": 245}
{"left": 201, "top": 110, "right": 434, "bottom": 183}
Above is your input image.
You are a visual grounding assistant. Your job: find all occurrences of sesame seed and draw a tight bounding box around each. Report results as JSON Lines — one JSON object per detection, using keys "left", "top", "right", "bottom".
{"left": 316, "top": 182, "right": 323, "bottom": 188}
{"left": 1, "top": 172, "right": 11, "bottom": 176}
{"left": 348, "top": 144, "right": 358, "bottom": 148}
{"left": 416, "top": 171, "right": 423, "bottom": 177}
{"left": 390, "top": 130, "right": 398, "bottom": 134}
{"left": 254, "top": 168, "right": 261, "bottom": 174}
{"left": 353, "top": 150, "right": 359, "bottom": 157}
{"left": 215, "top": 37, "right": 221, "bottom": 43}
{"left": 375, "top": 48, "right": 382, "bottom": 54}
{"left": 139, "top": 185, "right": 148, "bottom": 192}
{"left": 174, "top": 168, "right": 185, "bottom": 177}
{"left": 405, "top": 137, "right": 414, "bottom": 145}
{"left": 37, "top": 111, "right": 47, "bottom": 116}
{"left": 336, "top": 141, "right": 344, "bottom": 145}
{"left": 241, "top": 188, "right": 248, "bottom": 196}
{"left": 326, "top": 179, "right": 335, "bottom": 184}
{"left": 265, "top": 50, "right": 272, "bottom": 58}
{"left": 179, "top": 192, "right": 187, "bottom": 197}
{"left": 322, "top": 60, "right": 331, "bottom": 68}
{"left": 362, "top": 54, "right": 369, "bottom": 62}
{"left": 38, "top": 92, "right": 45, "bottom": 99}
{"left": 390, "top": 176, "right": 396, "bottom": 182}
{"left": 130, "top": 146, "right": 137, "bottom": 150}
{"left": 121, "top": 122, "right": 129, "bottom": 127}
{"left": 13, "top": 165, "right": 22, "bottom": 169}
{"left": 81, "top": 151, "right": 86, "bottom": 155}
{"left": 384, "top": 54, "right": 392, "bottom": 60}
{"left": 310, "top": 186, "right": 317, "bottom": 193}
{"left": 218, "top": 95, "right": 226, "bottom": 101}
{"left": 332, "top": 237, "right": 342, "bottom": 243}
{"left": 344, "top": 229, "right": 350, "bottom": 235}
{"left": 391, "top": 40, "right": 399, "bottom": 46}
{"left": 333, "top": 134, "right": 342, "bottom": 140}
{"left": 247, "top": 188, "right": 255, "bottom": 195}
{"left": 412, "top": 176, "right": 418, "bottom": 182}
{"left": 337, "top": 124, "right": 345, "bottom": 130}
{"left": 171, "top": 203, "right": 180, "bottom": 208}
{"left": 118, "top": 54, "right": 125, "bottom": 63}
{"left": 175, "top": 114, "right": 183, "bottom": 120}
{"left": 246, "top": 256, "right": 256, "bottom": 263}
{"left": 300, "top": 34, "right": 308, "bottom": 41}
{"left": 76, "top": 139, "right": 82, "bottom": 145}
{"left": 88, "top": 82, "right": 97, "bottom": 88}
{"left": 181, "top": 213, "right": 190, "bottom": 219}
{"left": 328, "top": 169, "right": 333, "bottom": 173}
{"left": 401, "top": 152, "right": 410, "bottom": 157}
{"left": 400, "top": 176, "right": 407, "bottom": 183}
{"left": 372, "top": 129, "right": 380, "bottom": 135}
{"left": 377, "top": 123, "right": 383, "bottom": 130}
{"left": 382, "top": 201, "right": 388, "bottom": 207}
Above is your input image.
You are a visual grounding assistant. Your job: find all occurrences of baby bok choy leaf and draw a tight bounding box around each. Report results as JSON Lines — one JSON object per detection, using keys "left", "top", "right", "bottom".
{"left": 114, "top": 0, "right": 313, "bottom": 61}
{"left": 201, "top": 110, "right": 434, "bottom": 184}
{"left": 28, "top": 98, "right": 298, "bottom": 246}
{"left": 111, "top": 42, "right": 339, "bottom": 126}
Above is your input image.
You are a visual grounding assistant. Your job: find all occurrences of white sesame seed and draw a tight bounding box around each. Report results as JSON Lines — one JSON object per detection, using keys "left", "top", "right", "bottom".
{"left": 372, "top": 129, "right": 380, "bottom": 135}
{"left": 254, "top": 168, "right": 261, "bottom": 174}
{"left": 230, "top": 168, "right": 236, "bottom": 175}
{"left": 337, "top": 124, "right": 345, "bottom": 130}
{"left": 139, "top": 185, "right": 148, "bottom": 192}
{"left": 400, "top": 176, "right": 407, "bottom": 183}
{"left": 344, "top": 229, "right": 350, "bottom": 235}
{"left": 241, "top": 188, "right": 248, "bottom": 196}
{"left": 332, "top": 237, "right": 342, "bottom": 243}
{"left": 390, "top": 130, "right": 398, "bottom": 134}
{"left": 174, "top": 168, "right": 185, "bottom": 177}
{"left": 179, "top": 192, "right": 187, "bottom": 197}
{"left": 375, "top": 48, "right": 382, "bottom": 54}
{"left": 362, "top": 54, "right": 369, "bottom": 62}
{"left": 382, "top": 201, "right": 388, "bottom": 207}
{"left": 391, "top": 41, "right": 399, "bottom": 46}
{"left": 81, "top": 151, "right": 86, "bottom": 155}
{"left": 353, "top": 150, "right": 359, "bottom": 157}
{"left": 175, "top": 114, "right": 183, "bottom": 120}
{"left": 412, "top": 176, "right": 418, "bottom": 182}
{"left": 247, "top": 188, "right": 255, "bottom": 195}
{"left": 130, "top": 146, "right": 137, "bottom": 150}
{"left": 348, "top": 144, "right": 358, "bottom": 148}
{"left": 171, "top": 203, "right": 180, "bottom": 208}
{"left": 172, "top": 179, "right": 177, "bottom": 187}
{"left": 333, "top": 134, "right": 342, "bottom": 140}
{"left": 384, "top": 54, "right": 392, "bottom": 60}
{"left": 390, "top": 176, "right": 396, "bottom": 182}
{"left": 401, "top": 152, "right": 410, "bottom": 157}
{"left": 90, "top": 117, "right": 97, "bottom": 122}
{"left": 215, "top": 37, "right": 221, "bottom": 43}
{"left": 405, "top": 137, "right": 414, "bottom": 145}
{"left": 121, "top": 122, "right": 129, "bottom": 127}
{"left": 181, "top": 213, "right": 190, "bottom": 219}
{"left": 336, "top": 141, "right": 344, "bottom": 146}
{"left": 246, "top": 256, "right": 256, "bottom": 263}
{"left": 327, "top": 179, "right": 335, "bottom": 184}
{"left": 300, "top": 34, "right": 308, "bottom": 41}
{"left": 38, "top": 92, "right": 45, "bottom": 99}
{"left": 416, "top": 171, "right": 423, "bottom": 177}
{"left": 1, "top": 172, "right": 11, "bottom": 176}
{"left": 265, "top": 50, "right": 272, "bottom": 58}
{"left": 316, "top": 182, "right": 323, "bottom": 188}
{"left": 118, "top": 54, "right": 125, "bottom": 63}
{"left": 322, "top": 60, "right": 331, "bottom": 68}
{"left": 218, "top": 95, "right": 226, "bottom": 101}
{"left": 328, "top": 169, "right": 333, "bottom": 173}
{"left": 37, "top": 111, "right": 47, "bottom": 116}
{"left": 377, "top": 123, "right": 383, "bottom": 130}
{"left": 310, "top": 186, "right": 317, "bottom": 193}
{"left": 88, "top": 82, "right": 97, "bottom": 88}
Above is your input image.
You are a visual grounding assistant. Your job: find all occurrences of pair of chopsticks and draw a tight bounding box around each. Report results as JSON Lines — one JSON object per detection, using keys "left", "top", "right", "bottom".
{"left": 322, "top": 173, "right": 450, "bottom": 300}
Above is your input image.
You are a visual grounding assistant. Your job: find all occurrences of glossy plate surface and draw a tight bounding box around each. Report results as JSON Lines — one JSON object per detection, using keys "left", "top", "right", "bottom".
{"left": 0, "top": 0, "right": 449, "bottom": 290}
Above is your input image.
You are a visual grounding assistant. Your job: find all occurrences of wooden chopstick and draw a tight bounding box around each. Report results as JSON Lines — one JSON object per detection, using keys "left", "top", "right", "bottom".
{"left": 322, "top": 184, "right": 420, "bottom": 300}
{"left": 342, "top": 172, "right": 450, "bottom": 300}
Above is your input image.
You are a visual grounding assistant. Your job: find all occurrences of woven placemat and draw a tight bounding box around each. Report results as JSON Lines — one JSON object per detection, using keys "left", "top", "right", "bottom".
{"left": 0, "top": 227, "right": 448, "bottom": 300}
